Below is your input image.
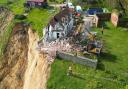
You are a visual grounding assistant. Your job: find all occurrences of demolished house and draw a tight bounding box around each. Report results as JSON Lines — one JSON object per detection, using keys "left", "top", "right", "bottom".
{"left": 43, "top": 8, "right": 74, "bottom": 42}
{"left": 39, "top": 6, "right": 101, "bottom": 68}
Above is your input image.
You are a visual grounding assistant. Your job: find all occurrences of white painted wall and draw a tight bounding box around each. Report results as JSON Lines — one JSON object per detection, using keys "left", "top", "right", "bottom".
{"left": 43, "top": 14, "right": 74, "bottom": 41}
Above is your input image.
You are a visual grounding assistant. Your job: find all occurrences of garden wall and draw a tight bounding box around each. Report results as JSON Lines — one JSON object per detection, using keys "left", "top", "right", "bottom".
{"left": 56, "top": 51, "right": 98, "bottom": 69}
{"left": 118, "top": 18, "right": 128, "bottom": 28}
{"left": 96, "top": 13, "right": 111, "bottom": 21}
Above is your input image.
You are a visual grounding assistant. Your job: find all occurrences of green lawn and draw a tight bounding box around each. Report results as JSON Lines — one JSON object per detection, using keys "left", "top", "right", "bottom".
{"left": 47, "top": 22, "right": 128, "bottom": 89}
{"left": 9, "top": 0, "right": 26, "bottom": 14}
{"left": 0, "top": 0, "right": 25, "bottom": 14}
{"left": 26, "top": 8, "right": 58, "bottom": 37}
{"left": 0, "top": 0, "right": 8, "bottom": 4}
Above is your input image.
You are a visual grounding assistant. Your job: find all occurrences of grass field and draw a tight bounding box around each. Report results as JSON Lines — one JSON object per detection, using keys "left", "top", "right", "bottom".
{"left": 9, "top": 0, "right": 26, "bottom": 14}
{"left": 26, "top": 8, "right": 58, "bottom": 37}
{"left": 0, "top": 0, "right": 25, "bottom": 14}
{"left": 0, "top": 0, "right": 8, "bottom": 4}
{"left": 47, "top": 22, "right": 128, "bottom": 89}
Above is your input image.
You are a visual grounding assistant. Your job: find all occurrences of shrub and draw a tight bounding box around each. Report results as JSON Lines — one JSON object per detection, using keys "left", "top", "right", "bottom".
{"left": 7, "top": 0, "right": 13, "bottom": 5}
{"left": 119, "top": 79, "right": 127, "bottom": 86}
{"left": 14, "top": 14, "right": 27, "bottom": 20}
{"left": 105, "top": 70, "right": 111, "bottom": 74}
{"left": 25, "top": 8, "right": 31, "bottom": 13}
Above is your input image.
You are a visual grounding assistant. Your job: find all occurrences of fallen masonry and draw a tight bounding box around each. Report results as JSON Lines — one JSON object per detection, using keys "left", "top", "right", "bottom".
{"left": 37, "top": 38, "right": 73, "bottom": 64}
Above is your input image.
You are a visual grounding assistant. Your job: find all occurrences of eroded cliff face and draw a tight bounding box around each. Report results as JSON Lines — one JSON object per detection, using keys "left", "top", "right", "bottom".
{"left": 23, "top": 27, "right": 50, "bottom": 89}
{"left": 0, "top": 23, "right": 29, "bottom": 89}
{"left": 0, "top": 23, "right": 50, "bottom": 89}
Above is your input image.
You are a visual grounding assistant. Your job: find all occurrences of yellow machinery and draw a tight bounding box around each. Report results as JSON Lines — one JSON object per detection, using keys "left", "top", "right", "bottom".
{"left": 86, "top": 41, "right": 102, "bottom": 55}
{"left": 74, "top": 22, "right": 102, "bottom": 55}
{"left": 74, "top": 23, "right": 82, "bottom": 36}
{"left": 86, "top": 32, "right": 102, "bottom": 54}
{"left": 87, "top": 33, "right": 95, "bottom": 41}
{"left": 89, "top": 48, "right": 101, "bottom": 54}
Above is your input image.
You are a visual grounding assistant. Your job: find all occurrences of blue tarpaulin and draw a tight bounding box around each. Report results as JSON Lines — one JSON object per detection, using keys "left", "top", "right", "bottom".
{"left": 87, "top": 8, "right": 103, "bottom": 15}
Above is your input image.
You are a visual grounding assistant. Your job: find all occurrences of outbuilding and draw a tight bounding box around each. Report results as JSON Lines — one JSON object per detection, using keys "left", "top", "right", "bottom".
{"left": 25, "top": 0, "right": 48, "bottom": 8}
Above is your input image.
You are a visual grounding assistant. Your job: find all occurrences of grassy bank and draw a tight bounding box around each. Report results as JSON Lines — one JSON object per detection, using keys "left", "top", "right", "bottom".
{"left": 47, "top": 23, "right": 128, "bottom": 89}
{"left": 0, "top": 22, "right": 14, "bottom": 60}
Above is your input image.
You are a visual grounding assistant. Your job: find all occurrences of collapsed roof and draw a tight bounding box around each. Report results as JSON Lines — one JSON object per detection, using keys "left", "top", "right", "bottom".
{"left": 49, "top": 8, "right": 73, "bottom": 27}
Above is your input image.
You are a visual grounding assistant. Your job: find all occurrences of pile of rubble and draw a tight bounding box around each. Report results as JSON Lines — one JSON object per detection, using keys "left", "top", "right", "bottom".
{"left": 37, "top": 38, "right": 73, "bottom": 64}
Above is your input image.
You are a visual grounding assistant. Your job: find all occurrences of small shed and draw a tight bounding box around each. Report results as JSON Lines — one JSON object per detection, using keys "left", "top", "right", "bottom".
{"left": 25, "top": 0, "right": 48, "bottom": 7}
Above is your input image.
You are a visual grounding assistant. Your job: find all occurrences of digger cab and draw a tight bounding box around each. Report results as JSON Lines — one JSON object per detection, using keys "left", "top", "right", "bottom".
{"left": 87, "top": 41, "right": 102, "bottom": 55}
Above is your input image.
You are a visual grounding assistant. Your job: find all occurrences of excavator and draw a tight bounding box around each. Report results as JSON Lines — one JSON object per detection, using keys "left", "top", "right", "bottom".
{"left": 86, "top": 40, "right": 102, "bottom": 55}
{"left": 84, "top": 28, "right": 102, "bottom": 55}
{"left": 74, "top": 18, "right": 102, "bottom": 55}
